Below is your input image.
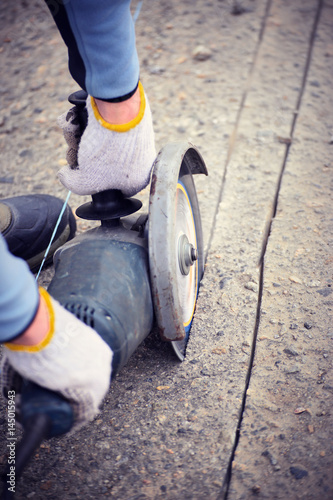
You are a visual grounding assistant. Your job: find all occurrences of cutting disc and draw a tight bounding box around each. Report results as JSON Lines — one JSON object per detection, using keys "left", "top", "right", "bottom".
{"left": 148, "top": 143, "right": 207, "bottom": 360}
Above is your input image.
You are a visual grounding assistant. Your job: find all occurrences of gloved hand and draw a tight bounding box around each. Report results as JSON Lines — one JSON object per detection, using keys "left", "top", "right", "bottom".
{"left": 2, "top": 288, "right": 113, "bottom": 431}
{"left": 57, "top": 106, "right": 82, "bottom": 169}
{"left": 57, "top": 81, "right": 156, "bottom": 198}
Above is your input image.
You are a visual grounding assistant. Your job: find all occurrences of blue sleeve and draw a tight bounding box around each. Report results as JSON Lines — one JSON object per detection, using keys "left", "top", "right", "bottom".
{"left": 0, "top": 235, "right": 39, "bottom": 342}
{"left": 46, "top": 0, "right": 139, "bottom": 100}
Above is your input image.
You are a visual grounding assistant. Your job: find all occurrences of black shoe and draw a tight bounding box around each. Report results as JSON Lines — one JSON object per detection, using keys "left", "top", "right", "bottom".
{"left": 0, "top": 194, "right": 76, "bottom": 272}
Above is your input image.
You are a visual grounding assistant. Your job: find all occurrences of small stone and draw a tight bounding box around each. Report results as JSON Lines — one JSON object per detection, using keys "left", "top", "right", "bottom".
{"left": 280, "top": 325, "right": 287, "bottom": 335}
{"left": 289, "top": 275, "right": 303, "bottom": 284}
{"left": 277, "top": 136, "right": 292, "bottom": 145}
{"left": 307, "top": 279, "right": 321, "bottom": 287}
{"left": 40, "top": 480, "right": 52, "bottom": 491}
{"left": 95, "top": 440, "right": 110, "bottom": 450}
{"left": 310, "top": 80, "right": 320, "bottom": 87}
{"left": 245, "top": 281, "right": 259, "bottom": 292}
{"left": 177, "top": 427, "right": 195, "bottom": 435}
{"left": 285, "top": 364, "right": 300, "bottom": 374}
{"left": 192, "top": 45, "right": 212, "bottom": 61}
{"left": 294, "top": 407, "right": 307, "bottom": 414}
{"left": 231, "top": 1, "right": 246, "bottom": 15}
{"left": 19, "top": 149, "right": 33, "bottom": 158}
{"left": 149, "top": 65, "right": 165, "bottom": 75}
{"left": 304, "top": 322, "right": 312, "bottom": 330}
{"left": 187, "top": 410, "right": 198, "bottom": 422}
{"left": 290, "top": 466, "right": 308, "bottom": 479}
{"left": 289, "top": 323, "right": 298, "bottom": 330}
{"left": 252, "top": 485, "right": 261, "bottom": 495}
{"left": 284, "top": 346, "right": 299, "bottom": 356}
{"left": 0, "top": 176, "right": 14, "bottom": 184}
{"left": 212, "top": 347, "right": 227, "bottom": 355}
{"left": 317, "top": 288, "right": 332, "bottom": 297}
{"left": 262, "top": 450, "right": 278, "bottom": 466}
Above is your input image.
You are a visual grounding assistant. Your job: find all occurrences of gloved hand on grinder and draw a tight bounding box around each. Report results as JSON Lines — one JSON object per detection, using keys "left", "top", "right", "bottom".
{"left": 57, "top": 81, "right": 156, "bottom": 198}
{"left": 1, "top": 288, "right": 113, "bottom": 432}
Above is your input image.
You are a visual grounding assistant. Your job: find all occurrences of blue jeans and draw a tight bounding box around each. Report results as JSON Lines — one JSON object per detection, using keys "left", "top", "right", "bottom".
{"left": 45, "top": 0, "right": 139, "bottom": 100}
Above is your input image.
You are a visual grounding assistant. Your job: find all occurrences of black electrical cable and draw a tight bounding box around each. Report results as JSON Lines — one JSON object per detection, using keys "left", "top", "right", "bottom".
{"left": 1, "top": 414, "right": 51, "bottom": 500}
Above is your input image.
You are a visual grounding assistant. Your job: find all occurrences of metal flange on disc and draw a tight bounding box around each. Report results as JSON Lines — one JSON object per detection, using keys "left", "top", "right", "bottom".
{"left": 148, "top": 142, "right": 208, "bottom": 360}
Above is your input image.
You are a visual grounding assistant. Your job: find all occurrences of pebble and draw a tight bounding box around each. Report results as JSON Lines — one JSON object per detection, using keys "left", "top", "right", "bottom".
{"left": 284, "top": 364, "right": 300, "bottom": 374}
{"left": 95, "top": 441, "right": 110, "bottom": 450}
{"left": 245, "top": 281, "right": 259, "bottom": 293}
{"left": 289, "top": 275, "right": 303, "bottom": 284}
{"left": 192, "top": 45, "right": 212, "bottom": 61}
{"left": 262, "top": 450, "right": 278, "bottom": 466}
{"left": 212, "top": 346, "right": 227, "bottom": 355}
{"left": 307, "top": 279, "right": 321, "bottom": 287}
{"left": 252, "top": 485, "right": 261, "bottom": 494}
{"left": 280, "top": 325, "right": 287, "bottom": 335}
{"left": 231, "top": 1, "right": 247, "bottom": 15}
{"left": 284, "top": 346, "right": 299, "bottom": 356}
{"left": 317, "top": 288, "right": 332, "bottom": 297}
{"left": 290, "top": 466, "right": 308, "bottom": 479}
{"left": 0, "top": 176, "right": 14, "bottom": 184}
{"left": 148, "top": 65, "right": 165, "bottom": 74}
{"left": 310, "top": 80, "right": 320, "bottom": 87}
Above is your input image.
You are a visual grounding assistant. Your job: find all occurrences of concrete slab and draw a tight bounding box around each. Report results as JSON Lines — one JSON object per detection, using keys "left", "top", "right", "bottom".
{"left": 228, "top": 2, "right": 333, "bottom": 498}
{"left": 0, "top": 0, "right": 332, "bottom": 499}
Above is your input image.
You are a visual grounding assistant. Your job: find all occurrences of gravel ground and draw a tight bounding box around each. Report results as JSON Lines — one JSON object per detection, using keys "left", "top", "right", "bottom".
{"left": 0, "top": 0, "right": 332, "bottom": 499}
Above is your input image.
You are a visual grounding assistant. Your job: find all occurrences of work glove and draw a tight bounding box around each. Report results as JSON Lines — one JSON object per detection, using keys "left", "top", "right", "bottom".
{"left": 57, "top": 106, "right": 82, "bottom": 169}
{"left": 57, "top": 81, "right": 156, "bottom": 198}
{"left": 2, "top": 288, "right": 113, "bottom": 432}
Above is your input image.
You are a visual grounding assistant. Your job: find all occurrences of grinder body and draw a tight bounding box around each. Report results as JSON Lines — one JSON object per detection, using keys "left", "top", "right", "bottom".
{"left": 19, "top": 218, "right": 154, "bottom": 439}
{"left": 48, "top": 219, "right": 154, "bottom": 376}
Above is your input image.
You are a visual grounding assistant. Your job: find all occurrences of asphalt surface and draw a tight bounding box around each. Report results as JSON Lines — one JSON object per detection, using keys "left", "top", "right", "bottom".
{"left": 0, "top": 0, "right": 332, "bottom": 499}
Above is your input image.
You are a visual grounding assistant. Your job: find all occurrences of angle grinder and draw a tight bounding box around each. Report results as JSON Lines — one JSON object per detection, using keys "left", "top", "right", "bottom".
{"left": 1, "top": 92, "right": 207, "bottom": 499}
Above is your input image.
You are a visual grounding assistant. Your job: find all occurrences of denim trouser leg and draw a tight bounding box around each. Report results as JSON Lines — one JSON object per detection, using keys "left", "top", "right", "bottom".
{"left": 45, "top": 0, "right": 140, "bottom": 100}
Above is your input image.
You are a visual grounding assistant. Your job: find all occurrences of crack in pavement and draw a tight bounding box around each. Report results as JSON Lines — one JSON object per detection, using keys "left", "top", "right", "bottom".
{"left": 218, "top": 0, "right": 324, "bottom": 498}
{"left": 205, "top": 0, "right": 273, "bottom": 265}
